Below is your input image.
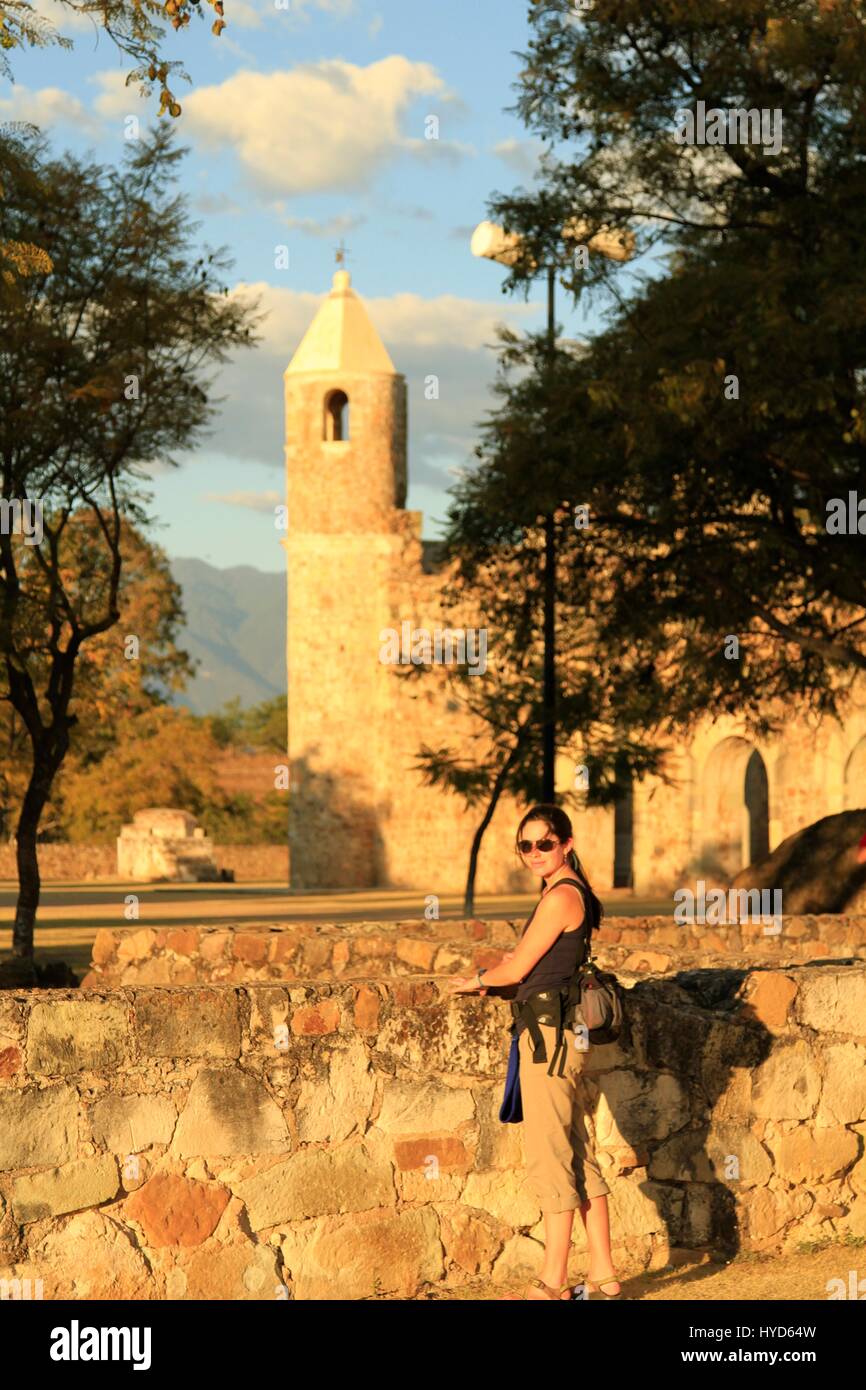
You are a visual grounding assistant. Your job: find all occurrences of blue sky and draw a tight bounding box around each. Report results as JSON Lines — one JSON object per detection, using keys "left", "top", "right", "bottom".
{"left": 4, "top": 0, "right": 610, "bottom": 570}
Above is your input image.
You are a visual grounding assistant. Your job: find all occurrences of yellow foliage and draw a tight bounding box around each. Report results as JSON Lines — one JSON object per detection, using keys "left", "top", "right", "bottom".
{"left": 0, "top": 238, "right": 53, "bottom": 279}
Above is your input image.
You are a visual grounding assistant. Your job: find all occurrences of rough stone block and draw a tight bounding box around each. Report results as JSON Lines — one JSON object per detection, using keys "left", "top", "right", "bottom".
{"left": 594, "top": 1070, "right": 689, "bottom": 1145}
{"left": 490, "top": 1233, "right": 549, "bottom": 1285}
{"left": 90, "top": 930, "right": 117, "bottom": 967}
{"left": 376, "top": 1080, "right": 475, "bottom": 1135}
{"left": 816, "top": 1043, "right": 866, "bottom": 1126}
{"left": 742, "top": 972, "right": 798, "bottom": 1032}
{"left": 280, "top": 1207, "right": 442, "bottom": 1299}
{"left": 393, "top": 1137, "right": 468, "bottom": 1173}
{"left": 295, "top": 1037, "right": 377, "bottom": 1143}
{"left": 172, "top": 1069, "right": 289, "bottom": 1157}
{"left": 0, "top": 1047, "right": 22, "bottom": 1080}
{"left": 461, "top": 1170, "right": 539, "bottom": 1228}
{"left": 173, "top": 1238, "right": 282, "bottom": 1299}
{"left": 89, "top": 1094, "right": 177, "bottom": 1152}
{"left": 233, "top": 1144, "right": 394, "bottom": 1230}
{"left": 751, "top": 1041, "right": 822, "bottom": 1119}
{"left": 232, "top": 934, "right": 268, "bottom": 965}
{"left": 11, "top": 1155, "right": 118, "bottom": 1223}
{"left": 610, "top": 1178, "right": 677, "bottom": 1240}
{"left": 353, "top": 986, "right": 380, "bottom": 1032}
{"left": 797, "top": 970, "right": 866, "bottom": 1036}
{"left": 27, "top": 1209, "right": 152, "bottom": 1299}
{"left": 124, "top": 1172, "right": 230, "bottom": 1247}
{"left": 396, "top": 939, "right": 436, "bottom": 970}
{"left": 650, "top": 1124, "right": 772, "bottom": 1187}
{"left": 291, "top": 1000, "right": 340, "bottom": 1035}
{"left": 27, "top": 999, "right": 131, "bottom": 1076}
{"left": 134, "top": 990, "right": 241, "bottom": 1058}
{"left": 771, "top": 1126, "right": 859, "bottom": 1184}
{"left": 0, "top": 1084, "right": 79, "bottom": 1170}
{"left": 117, "top": 929, "right": 157, "bottom": 964}
{"left": 440, "top": 1206, "right": 502, "bottom": 1275}
{"left": 166, "top": 930, "right": 199, "bottom": 957}
{"left": 200, "top": 932, "right": 231, "bottom": 963}
{"left": 746, "top": 1186, "right": 812, "bottom": 1242}
{"left": 0, "top": 998, "right": 24, "bottom": 1040}
{"left": 269, "top": 936, "right": 298, "bottom": 965}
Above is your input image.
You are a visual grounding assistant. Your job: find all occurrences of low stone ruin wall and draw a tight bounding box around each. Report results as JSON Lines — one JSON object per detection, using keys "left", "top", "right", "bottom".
{"left": 82, "top": 914, "right": 866, "bottom": 989}
{"left": 0, "top": 844, "right": 288, "bottom": 883}
{"left": 82, "top": 919, "right": 521, "bottom": 989}
{"left": 1, "top": 965, "right": 864, "bottom": 1299}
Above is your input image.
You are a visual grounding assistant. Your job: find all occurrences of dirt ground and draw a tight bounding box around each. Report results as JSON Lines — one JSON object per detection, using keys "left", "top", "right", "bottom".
{"left": 423, "top": 1243, "right": 866, "bottom": 1300}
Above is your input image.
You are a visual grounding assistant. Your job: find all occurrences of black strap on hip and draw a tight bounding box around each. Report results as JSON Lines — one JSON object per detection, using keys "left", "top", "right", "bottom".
{"left": 511, "top": 992, "right": 569, "bottom": 1077}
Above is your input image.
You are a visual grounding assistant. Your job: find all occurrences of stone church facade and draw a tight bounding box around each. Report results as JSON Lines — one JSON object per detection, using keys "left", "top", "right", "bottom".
{"left": 283, "top": 270, "right": 866, "bottom": 895}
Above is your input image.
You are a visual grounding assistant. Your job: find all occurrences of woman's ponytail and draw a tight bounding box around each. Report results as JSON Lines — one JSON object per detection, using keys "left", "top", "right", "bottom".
{"left": 568, "top": 848, "right": 604, "bottom": 937}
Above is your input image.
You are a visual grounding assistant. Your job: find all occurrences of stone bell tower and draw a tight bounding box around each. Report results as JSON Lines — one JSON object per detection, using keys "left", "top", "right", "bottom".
{"left": 283, "top": 268, "right": 407, "bottom": 887}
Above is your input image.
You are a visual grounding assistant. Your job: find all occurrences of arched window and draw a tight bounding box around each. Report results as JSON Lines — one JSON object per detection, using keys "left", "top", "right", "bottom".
{"left": 844, "top": 736, "right": 866, "bottom": 809}
{"left": 613, "top": 755, "right": 634, "bottom": 888}
{"left": 744, "top": 748, "right": 770, "bottom": 865}
{"left": 324, "top": 389, "right": 349, "bottom": 441}
{"left": 700, "top": 736, "right": 770, "bottom": 876}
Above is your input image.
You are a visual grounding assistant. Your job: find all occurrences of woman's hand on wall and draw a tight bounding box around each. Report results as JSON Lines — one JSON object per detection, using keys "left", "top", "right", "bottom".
{"left": 446, "top": 976, "right": 487, "bottom": 995}
{"left": 445, "top": 949, "right": 516, "bottom": 996}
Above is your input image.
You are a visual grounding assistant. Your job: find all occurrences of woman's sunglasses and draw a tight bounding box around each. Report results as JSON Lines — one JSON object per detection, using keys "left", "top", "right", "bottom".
{"left": 518, "top": 836, "right": 561, "bottom": 855}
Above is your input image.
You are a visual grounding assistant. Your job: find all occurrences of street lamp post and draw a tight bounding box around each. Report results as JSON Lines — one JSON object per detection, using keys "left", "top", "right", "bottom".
{"left": 471, "top": 218, "right": 634, "bottom": 802}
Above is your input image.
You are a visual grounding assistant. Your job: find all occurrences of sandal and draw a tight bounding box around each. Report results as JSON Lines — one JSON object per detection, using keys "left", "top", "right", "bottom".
{"left": 500, "top": 1277, "right": 574, "bottom": 1301}
{"left": 585, "top": 1273, "right": 624, "bottom": 1300}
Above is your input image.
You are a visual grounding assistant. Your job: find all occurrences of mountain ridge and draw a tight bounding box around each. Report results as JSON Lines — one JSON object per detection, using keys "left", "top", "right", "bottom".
{"left": 168, "top": 557, "right": 286, "bottom": 714}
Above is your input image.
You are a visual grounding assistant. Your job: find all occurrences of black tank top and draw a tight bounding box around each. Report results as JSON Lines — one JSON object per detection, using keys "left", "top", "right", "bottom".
{"left": 515, "top": 878, "right": 589, "bottom": 1003}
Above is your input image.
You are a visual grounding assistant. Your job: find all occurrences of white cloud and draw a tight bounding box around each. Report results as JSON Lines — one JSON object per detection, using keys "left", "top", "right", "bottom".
{"left": 279, "top": 210, "right": 366, "bottom": 238}
{"left": 179, "top": 57, "right": 459, "bottom": 196}
{"left": 29, "top": 0, "right": 96, "bottom": 32}
{"left": 290, "top": 0, "right": 357, "bottom": 12}
{"left": 0, "top": 83, "right": 102, "bottom": 136}
{"left": 362, "top": 290, "right": 528, "bottom": 352}
{"left": 193, "top": 192, "right": 244, "bottom": 215}
{"left": 90, "top": 70, "right": 149, "bottom": 121}
{"left": 402, "top": 135, "right": 476, "bottom": 164}
{"left": 494, "top": 137, "right": 547, "bottom": 180}
{"left": 222, "top": 0, "right": 265, "bottom": 26}
{"left": 205, "top": 489, "right": 281, "bottom": 511}
{"left": 242, "top": 279, "right": 534, "bottom": 356}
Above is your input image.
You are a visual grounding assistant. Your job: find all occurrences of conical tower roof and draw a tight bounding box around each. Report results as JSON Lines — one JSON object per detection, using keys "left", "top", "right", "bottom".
{"left": 285, "top": 269, "right": 397, "bottom": 376}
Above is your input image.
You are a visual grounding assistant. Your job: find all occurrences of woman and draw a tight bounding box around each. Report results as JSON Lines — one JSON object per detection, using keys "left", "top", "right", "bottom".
{"left": 448, "top": 803, "right": 621, "bottom": 1301}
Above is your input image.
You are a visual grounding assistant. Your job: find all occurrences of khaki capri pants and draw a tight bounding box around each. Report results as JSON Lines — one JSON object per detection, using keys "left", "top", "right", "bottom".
{"left": 518, "top": 1019, "right": 610, "bottom": 1213}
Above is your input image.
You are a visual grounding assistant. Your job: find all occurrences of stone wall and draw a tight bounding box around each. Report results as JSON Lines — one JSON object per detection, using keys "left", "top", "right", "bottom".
{"left": 0, "top": 844, "right": 288, "bottom": 882}
{"left": 82, "top": 914, "right": 866, "bottom": 990}
{"left": 1, "top": 966, "right": 864, "bottom": 1298}
{"left": 82, "top": 919, "right": 520, "bottom": 989}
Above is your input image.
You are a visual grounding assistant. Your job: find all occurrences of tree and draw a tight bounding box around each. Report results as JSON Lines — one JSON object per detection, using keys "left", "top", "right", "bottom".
{"left": 0, "top": 516, "right": 195, "bottom": 840}
{"left": 0, "top": 0, "right": 229, "bottom": 117}
{"left": 55, "top": 702, "right": 287, "bottom": 844}
{"left": 485, "top": 0, "right": 866, "bottom": 724}
{"left": 409, "top": 330, "right": 674, "bottom": 913}
{"left": 57, "top": 703, "right": 226, "bottom": 841}
{"left": 0, "top": 121, "right": 264, "bottom": 963}
{"left": 204, "top": 693, "right": 288, "bottom": 751}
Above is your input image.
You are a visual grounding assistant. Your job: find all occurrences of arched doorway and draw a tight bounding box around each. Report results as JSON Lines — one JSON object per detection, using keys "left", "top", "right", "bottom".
{"left": 612, "top": 758, "right": 633, "bottom": 888}
{"left": 844, "top": 737, "right": 866, "bottom": 809}
{"left": 700, "top": 737, "right": 770, "bottom": 878}
{"left": 745, "top": 748, "right": 770, "bottom": 864}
